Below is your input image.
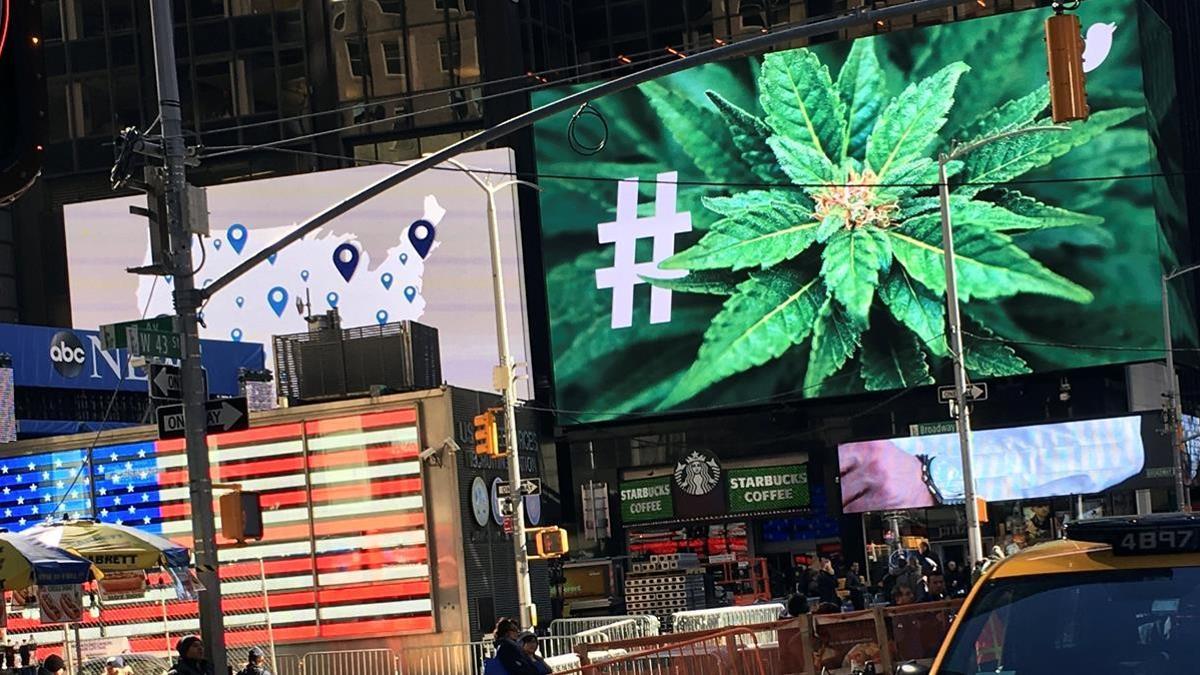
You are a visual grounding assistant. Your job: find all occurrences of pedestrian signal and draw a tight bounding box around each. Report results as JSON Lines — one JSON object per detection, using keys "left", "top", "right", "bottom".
{"left": 220, "top": 490, "right": 264, "bottom": 543}
{"left": 534, "top": 527, "right": 569, "bottom": 559}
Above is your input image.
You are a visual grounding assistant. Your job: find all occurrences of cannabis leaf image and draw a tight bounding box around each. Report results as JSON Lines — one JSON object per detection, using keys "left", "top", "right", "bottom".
{"left": 651, "top": 39, "right": 1138, "bottom": 408}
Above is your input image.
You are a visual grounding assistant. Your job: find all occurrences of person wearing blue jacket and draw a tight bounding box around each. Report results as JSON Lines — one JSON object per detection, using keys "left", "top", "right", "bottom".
{"left": 485, "top": 618, "right": 538, "bottom": 675}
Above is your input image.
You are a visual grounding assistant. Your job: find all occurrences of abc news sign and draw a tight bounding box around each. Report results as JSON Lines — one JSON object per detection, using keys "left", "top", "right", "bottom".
{"left": 0, "top": 323, "right": 262, "bottom": 395}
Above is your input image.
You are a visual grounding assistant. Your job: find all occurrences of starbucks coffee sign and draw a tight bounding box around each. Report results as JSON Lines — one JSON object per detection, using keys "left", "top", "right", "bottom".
{"left": 727, "top": 465, "right": 809, "bottom": 513}
{"left": 619, "top": 455, "right": 809, "bottom": 525}
{"left": 619, "top": 476, "right": 674, "bottom": 523}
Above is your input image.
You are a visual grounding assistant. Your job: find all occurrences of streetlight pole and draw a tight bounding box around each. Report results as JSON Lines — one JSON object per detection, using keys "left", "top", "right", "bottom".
{"left": 1162, "top": 263, "right": 1200, "bottom": 512}
{"left": 442, "top": 157, "right": 542, "bottom": 627}
{"left": 937, "top": 126, "right": 1067, "bottom": 568}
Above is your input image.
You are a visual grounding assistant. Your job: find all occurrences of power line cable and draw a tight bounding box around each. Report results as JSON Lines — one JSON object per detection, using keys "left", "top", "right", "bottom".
{"left": 199, "top": 50, "right": 686, "bottom": 160}
{"left": 210, "top": 142, "right": 1200, "bottom": 192}
{"left": 197, "top": 39, "right": 710, "bottom": 138}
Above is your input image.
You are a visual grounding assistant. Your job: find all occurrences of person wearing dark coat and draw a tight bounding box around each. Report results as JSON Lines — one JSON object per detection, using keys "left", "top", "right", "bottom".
{"left": 815, "top": 558, "right": 839, "bottom": 605}
{"left": 168, "top": 636, "right": 215, "bottom": 675}
{"left": 236, "top": 647, "right": 272, "bottom": 675}
{"left": 519, "top": 632, "right": 553, "bottom": 674}
{"left": 37, "top": 654, "right": 65, "bottom": 675}
{"left": 492, "top": 618, "right": 538, "bottom": 675}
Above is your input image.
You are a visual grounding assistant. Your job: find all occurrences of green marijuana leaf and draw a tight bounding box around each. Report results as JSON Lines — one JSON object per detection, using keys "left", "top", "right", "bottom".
{"left": 648, "top": 37, "right": 1115, "bottom": 405}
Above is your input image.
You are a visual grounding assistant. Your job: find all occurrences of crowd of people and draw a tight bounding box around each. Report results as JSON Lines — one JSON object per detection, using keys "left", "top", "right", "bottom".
{"left": 34, "top": 637, "right": 272, "bottom": 675}
{"left": 786, "top": 543, "right": 971, "bottom": 616}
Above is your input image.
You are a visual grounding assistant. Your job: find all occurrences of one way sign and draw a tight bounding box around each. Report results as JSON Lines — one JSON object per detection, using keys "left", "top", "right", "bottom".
{"left": 938, "top": 382, "right": 988, "bottom": 403}
{"left": 148, "top": 363, "right": 208, "bottom": 400}
{"left": 497, "top": 478, "right": 542, "bottom": 498}
{"left": 156, "top": 398, "right": 249, "bottom": 440}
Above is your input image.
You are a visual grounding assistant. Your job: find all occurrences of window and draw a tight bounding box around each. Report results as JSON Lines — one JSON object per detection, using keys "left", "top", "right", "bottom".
{"left": 435, "top": 0, "right": 461, "bottom": 11}
{"left": 377, "top": 0, "right": 404, "bottom": 14}
{"left": 381, "top": 40, "right": 404, "bottom": 76}
{"left": 940, "top": 568, "right": 1200, "bottom": 674}
{"left": 438, "top": 37, "right": 461, "bottom": 72}
{"left": 346, "top": 40, "right": 366, "bottom": 78}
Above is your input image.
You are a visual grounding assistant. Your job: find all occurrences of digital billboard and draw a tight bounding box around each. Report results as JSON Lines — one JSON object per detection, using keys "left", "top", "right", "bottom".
{"left": 0, "top": 409, "right": 431, "bottom": 646}
{"left": 533, "top": 0, "right": 1190, "bottom": 421}
{"left": 63, "top": 148, "right": 531, "bottom": 398}
{"left": 837, "top": 414, "right": 1173, "bottom": 514}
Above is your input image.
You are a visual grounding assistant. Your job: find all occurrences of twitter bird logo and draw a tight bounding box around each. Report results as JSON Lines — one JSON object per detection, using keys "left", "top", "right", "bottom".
{"left": 1083, "top": 22, "right": 1117, "bottom": 73}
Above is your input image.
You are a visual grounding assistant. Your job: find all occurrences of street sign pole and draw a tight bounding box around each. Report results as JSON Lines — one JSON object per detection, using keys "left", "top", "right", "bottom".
{"left": 148, "top": 1, "right": 226, "bottom": 671}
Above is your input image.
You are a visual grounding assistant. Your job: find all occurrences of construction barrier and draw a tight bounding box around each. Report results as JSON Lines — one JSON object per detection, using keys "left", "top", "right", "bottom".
{"left": 564, "top": 627, "right": 769, "bottom": 675}
{"left": 556, "top": 599, "right": 962, "bottom": 675}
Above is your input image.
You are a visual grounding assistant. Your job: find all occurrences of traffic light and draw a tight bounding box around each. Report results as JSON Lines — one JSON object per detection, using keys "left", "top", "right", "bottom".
{"left": 219, "top": 490, "right": 264, "bottom": 543}
{"left": 474, "top": 410, "right": 499, "bottom": 457}
{"left": 0, "top": 0, "right": 47, "bottom": 202}
{"left": 1045, "top": 12, "right": 1088, "bottom": 123}
{"left": 533, "top": 527, "right": 569, "bottom": 560}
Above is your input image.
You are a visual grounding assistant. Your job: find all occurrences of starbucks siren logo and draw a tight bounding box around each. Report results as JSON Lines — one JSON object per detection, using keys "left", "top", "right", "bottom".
{"left": 674, "top": 451, "right": 721, "bottom": 496}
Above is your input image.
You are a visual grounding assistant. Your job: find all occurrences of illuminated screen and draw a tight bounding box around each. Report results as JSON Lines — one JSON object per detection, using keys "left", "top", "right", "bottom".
{"left": 533, "top": 0, "right": 1192, "bottom": 421}
{"left": 63, "top": 148, "right": 531, "bottom": 397}
{"left": 0, "top": 410, "right": 431, "bottom": 646}
{"left": 837, "top": 415, "right": 1172, "bottom": 514}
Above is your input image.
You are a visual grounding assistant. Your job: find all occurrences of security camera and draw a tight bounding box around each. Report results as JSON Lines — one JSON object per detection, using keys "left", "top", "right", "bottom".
{"left": 419, "top": 445, "right": 443, "bottom": 465}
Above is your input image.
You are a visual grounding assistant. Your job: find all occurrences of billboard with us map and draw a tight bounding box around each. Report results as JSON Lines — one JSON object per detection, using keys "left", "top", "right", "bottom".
{"left": 63, "top": 148, "right": 531, "bottom": 397}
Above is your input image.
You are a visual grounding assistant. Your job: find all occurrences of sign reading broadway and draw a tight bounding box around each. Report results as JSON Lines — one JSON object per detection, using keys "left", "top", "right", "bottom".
{"left": 532, "top": 0, "right": 1191, "bottom": 422}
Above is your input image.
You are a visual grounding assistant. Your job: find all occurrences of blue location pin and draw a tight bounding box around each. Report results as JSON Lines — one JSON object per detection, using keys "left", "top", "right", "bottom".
{"left": 213, "top": 239, "right": 222, "bottom": 250}
{"left": 235, "top": 296, "right": 245, "bottom": 308}
{"left": 326, "top": 291, "right": 339, "bottom": 308}
{"left": 227, "top": 224, "right": 248, "bottom": 254}
{"left": 381, "top": 273, "right": 394, "bottom": 290}
{"left": 267, "top": 287, "right": 289, "bottom": 317}
{"left": 332, "top": 243, "right": 360, "bottom": 281}
{"left": 404, "top": 286, "right": 417, "bottom": 302}
{"left": 300, "top": 269, "right": 310, "bottom": 282}
{"left": 407, "top": 220, "right": 435, "bottom": 259}
{"left": 165, "top": 275, "right": 173, "bottom": 284}
{"left": 268, "top": 253, "right": 278, "bottom": 265}
{"left": 376, "top": 310, "right": 389, "bottom": 325}
{"left": 231, "top": 328, "right": 243, "bottom": 342}
{"left": 399, "top": 253, "right": 408, "bottom": 265}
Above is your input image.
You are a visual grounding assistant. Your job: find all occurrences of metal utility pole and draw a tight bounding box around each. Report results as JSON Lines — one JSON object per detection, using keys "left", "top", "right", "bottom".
{"left": 442, "top": 157, "right": 542, "bottom": 626}
{"left": 148, "top": 0, "right": 227, "bottom": 670}
{"left": 937, "top": 126, "right": 1066, "bottom": 568}
{"left": 1162, "top": 264, "right": 1200, "bottom": 512}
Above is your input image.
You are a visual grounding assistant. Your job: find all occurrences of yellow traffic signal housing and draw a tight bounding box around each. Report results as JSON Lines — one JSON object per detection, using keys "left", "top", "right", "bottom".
{"left": 219, "top": 490, "right": 263, "bottom": 544}
{"left": 534, "top": 527, "right": 569, "bottom": 559}
{"left": 1045, "top": 12, "right": 1088, "bottom": 123}
{"left": 474, "top": 410, "right": 500, "bottom": 457}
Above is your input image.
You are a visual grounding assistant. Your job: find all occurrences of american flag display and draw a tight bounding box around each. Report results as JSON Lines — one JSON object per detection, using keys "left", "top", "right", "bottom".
{"left": 0, "top": 408, "right": 432, "bottom": 648}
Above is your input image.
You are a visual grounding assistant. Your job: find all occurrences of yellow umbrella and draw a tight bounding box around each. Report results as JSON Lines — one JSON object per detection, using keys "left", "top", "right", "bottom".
{"left": 0, "top": 531, "right": 92, "bottom": 591}
{"left": 23, "top": 520, "right": 190, "bottom": 572}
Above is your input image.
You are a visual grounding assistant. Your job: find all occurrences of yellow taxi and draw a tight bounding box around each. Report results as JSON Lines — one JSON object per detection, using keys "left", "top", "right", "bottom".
{"left": 906, "top": 513, "right": 1200, "bottom": 675}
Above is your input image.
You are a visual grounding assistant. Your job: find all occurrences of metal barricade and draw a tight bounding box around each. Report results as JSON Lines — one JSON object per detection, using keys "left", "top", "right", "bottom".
{"left": 400, "top": 640, "right": 494, "bottom": 675}
{"left": 301, "top": 648, "right": 398, "bottom": 675}
{"left": 549, "top": 616, "right": 661, "bottom": 638}
{"left": 671, "top": 605, "right": 786, "bottom": 633}
{"left": 273, "top": 654, "right": 303, "bottom": 675}
{"left": 562, "top": 627, "right": 768, "bottom": 675}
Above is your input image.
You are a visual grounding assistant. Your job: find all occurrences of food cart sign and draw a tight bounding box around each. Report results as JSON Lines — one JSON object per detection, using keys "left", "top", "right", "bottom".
{"left": 619, "top": 476, "right": 674, "bottom": 523}
{"left": 38, "top": 584, "right": 82, "bottom": 624}
{"left": 727, "top": 464, "right": 809, "bottom": 514}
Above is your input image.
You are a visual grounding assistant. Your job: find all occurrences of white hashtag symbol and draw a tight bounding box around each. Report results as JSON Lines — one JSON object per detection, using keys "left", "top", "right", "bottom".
{"left": 595, "top": 172, "right": 691, "bottom": 329}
